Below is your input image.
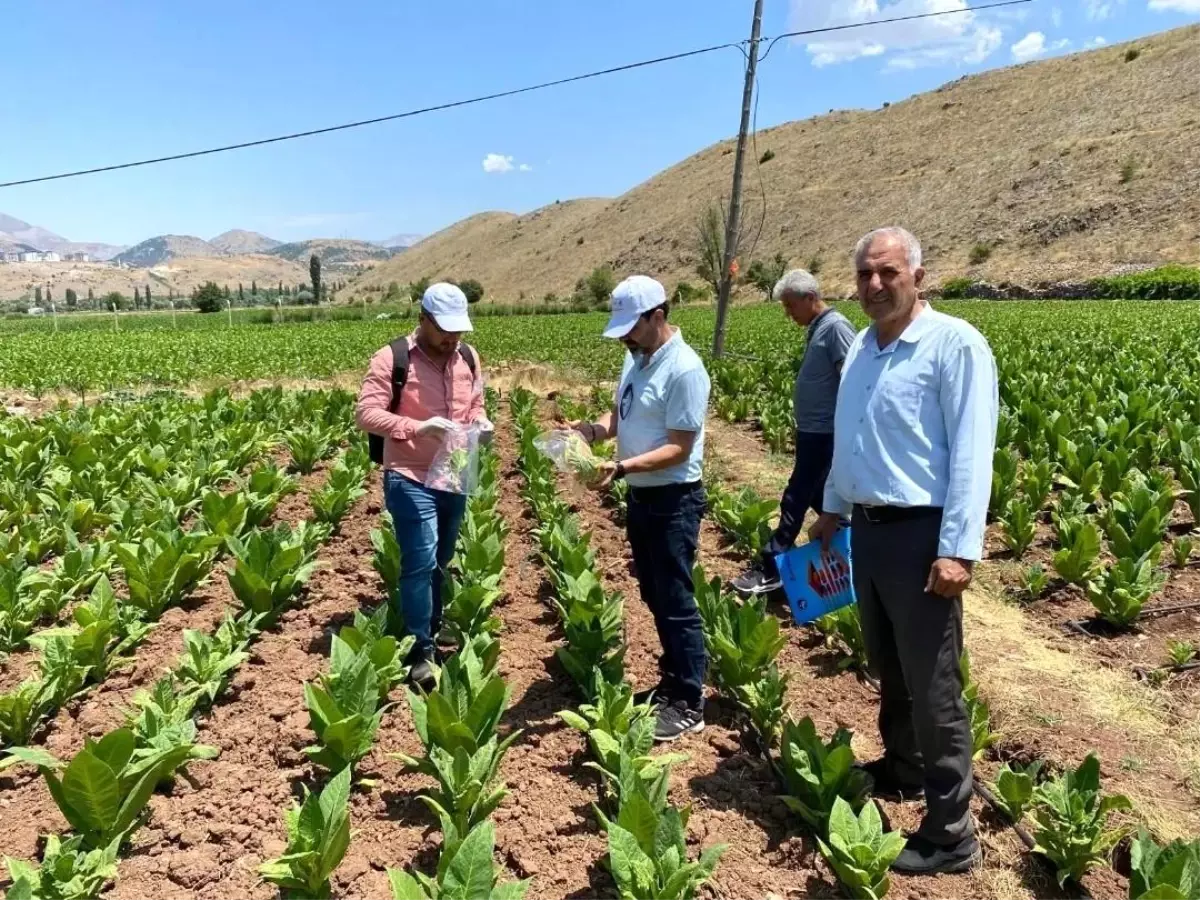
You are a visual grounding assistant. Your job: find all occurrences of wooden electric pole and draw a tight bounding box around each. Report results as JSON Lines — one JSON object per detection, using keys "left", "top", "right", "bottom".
{"left": 711, "top": 0, "right": 764, "bottom": 358}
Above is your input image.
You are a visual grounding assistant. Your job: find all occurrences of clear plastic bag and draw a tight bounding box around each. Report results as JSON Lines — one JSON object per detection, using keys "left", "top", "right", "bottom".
{"left": 534, "top": 428, "right": 602, "bottom": 483}
{"left": 425, "top": 423, "right": 484, "bottom": 495}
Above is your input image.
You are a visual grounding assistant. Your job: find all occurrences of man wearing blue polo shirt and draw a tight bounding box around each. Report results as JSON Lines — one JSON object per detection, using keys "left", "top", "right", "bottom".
{"left": 575, "top": 275, "right": 712, "bottom": 742}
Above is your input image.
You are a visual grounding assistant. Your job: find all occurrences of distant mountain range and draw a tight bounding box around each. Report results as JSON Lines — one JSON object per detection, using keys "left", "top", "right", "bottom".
{"left": 0, "top": 213, "right": 423, "bottom": 268}
{"left": 0, "top": 213, "right": 126, "bottom": 260}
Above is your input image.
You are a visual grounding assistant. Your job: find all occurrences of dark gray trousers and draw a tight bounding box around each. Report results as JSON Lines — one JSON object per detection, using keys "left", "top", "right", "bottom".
{"left": 850, "top": 509, "right": 974, "bottom": 845}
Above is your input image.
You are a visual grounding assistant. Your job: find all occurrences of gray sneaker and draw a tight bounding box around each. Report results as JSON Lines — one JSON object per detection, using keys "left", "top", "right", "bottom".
{"left": 654, "top": 701, "right": 705, "bottom": 742}
{"left": 731, "top": 559, "right": 782, "bottom": 596}
{"left": 407, "top": 658, "right": 438, "bottom": 693}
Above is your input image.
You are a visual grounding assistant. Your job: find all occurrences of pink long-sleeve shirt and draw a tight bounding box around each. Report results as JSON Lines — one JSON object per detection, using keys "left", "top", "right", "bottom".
{"left": 355, "top": 335, "right": 484, "bottom": 483}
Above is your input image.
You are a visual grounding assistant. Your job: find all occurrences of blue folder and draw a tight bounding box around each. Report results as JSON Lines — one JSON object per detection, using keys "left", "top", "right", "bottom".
{"left": 774, "top": 528, "right": 856, "bottom": 625}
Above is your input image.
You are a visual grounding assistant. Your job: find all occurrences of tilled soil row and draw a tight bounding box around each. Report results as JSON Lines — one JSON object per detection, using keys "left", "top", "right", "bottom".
{"left": 0, "top": 462, "right": 329, "bottom": 873}
{"left": 103, "top": 472, "right": 383, "bottom": 900}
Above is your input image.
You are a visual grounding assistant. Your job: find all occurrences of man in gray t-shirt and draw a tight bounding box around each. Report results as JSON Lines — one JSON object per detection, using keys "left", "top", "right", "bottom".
{"left": 733, "top": 269, "right": 856, "bottom": 596}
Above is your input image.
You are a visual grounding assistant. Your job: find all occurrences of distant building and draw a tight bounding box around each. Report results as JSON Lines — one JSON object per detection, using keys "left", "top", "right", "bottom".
{"left": 64, "top": 252, "right": 91, "bottom": 262}
{"left": 0, "top": 251, "right": 19, "bottom": 263}
{"left": 27, "top": 307, "right": 45, "bottom": 316}
{"left": 41, "top": 251, "right": 61, "bottom": 262}
{"left": 18, "top": 251, "right": 43, "bottom": 262}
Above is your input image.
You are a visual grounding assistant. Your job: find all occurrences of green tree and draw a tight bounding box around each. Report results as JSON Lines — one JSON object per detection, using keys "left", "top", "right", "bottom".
{"left": 194, "top": 281, "right": 224, "bottom": 314}
{"left": 45, "top": 286, "right": 52, "bottom": 305}
{"left": 133, "top": 286, "right": 141, "bottom": 309}
{"left": 745, "top": 252, "right": 788, "bottom": 295}
{"left": 65, "top": 288, "right": 78, "bottom": 309}
{"left": 278, "top": 280, "right": 283, "bottom": 296}
{"left": 309, "top": 254, "right": 322, "bottom": 303}
{"left": 695, "top": 202, "right": 727, "bottom": 298}
{"left": 34, "top": 286, "right": 42, "bottom": 305}
{"left": 454, "top": 278, "right": 485, "bottom": 304}
{"left": 576, "top": 264, "right": 616, "bottom": 308}
{"left": 251, "top": 280, "right": 258, "bottom": 296}
{"left": 145, "top": 284, "right": 152, "bottom": 306}
{"left": 103, "top": 291, "right": 126, "bottom": 311}
{"left": 223, "top": 284, "right": 231, "bottom": 300}
{"left": 87, "top": 287, "right": 94, "bottom": 302}
{"left": 238, "top": 283, "right": 245, "bottom": 304}
{"left": 408, "top": 276, "right": 431, "bottom": 304}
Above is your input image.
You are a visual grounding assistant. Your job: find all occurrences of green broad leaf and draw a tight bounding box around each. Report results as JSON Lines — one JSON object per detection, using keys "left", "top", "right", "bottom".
{"left": 0, "top": 746, "right": 62, "bottom": 771}
{"left": 616, "top": 793, "right": 659, "bottom": 858}
{"left": 442, "top": 820, "right": 498, "bottom": 899}
{"left": 607, "top": 824, "right": 655, "bottom": 900}
{"left": 464, "top": 676, "right": 508, "bottom": 743}
{"left": 558, "top": 709, "right": 590, "bottom": 732}
{"left": 296, "top": 792, "right": 326, "bottom": 851}
{"left": 388, "top": 868, "right": 432, "bottom": 900}
{"left": 61, "top": 749, "right": 122, "bottom": 842}
{"left": 489, "top": 879, "right": 530, "bottom": 900}
{"left": 91, "top": 728, "right": 135, "bottom": 776}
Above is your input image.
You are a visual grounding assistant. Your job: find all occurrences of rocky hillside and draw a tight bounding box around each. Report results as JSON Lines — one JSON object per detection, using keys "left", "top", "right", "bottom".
{"left": 265, "top": 238, "right": 393, "bottom": 267}
{"left": 0, "top": 213, "right": 125, "bottom": 260}
{"left": 209, "top": 229, "right": 281, "bottom": 255}
{"left": 351, "top": 25, "right": 1200, "bottom": 299}
{"left": 114, "top": 235, "right": 224, "bottom": 267}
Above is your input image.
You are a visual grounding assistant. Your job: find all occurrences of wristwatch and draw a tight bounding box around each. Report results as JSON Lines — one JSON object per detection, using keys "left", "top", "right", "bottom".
{"left": 613, "top": 462, "right": 627, "bottom": 481}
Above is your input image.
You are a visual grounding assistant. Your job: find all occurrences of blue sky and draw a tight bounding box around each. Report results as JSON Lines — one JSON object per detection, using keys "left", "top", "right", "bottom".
{"left": 1, "top": 0, "right": 1194, "bottom": 246}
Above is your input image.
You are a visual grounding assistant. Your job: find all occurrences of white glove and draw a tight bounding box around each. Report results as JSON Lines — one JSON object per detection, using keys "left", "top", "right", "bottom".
{"left": 416, "top": 417, "right": 461, "bottom": 436}
{"left": 476, "top": 417, "right": 495, "bottom": 446}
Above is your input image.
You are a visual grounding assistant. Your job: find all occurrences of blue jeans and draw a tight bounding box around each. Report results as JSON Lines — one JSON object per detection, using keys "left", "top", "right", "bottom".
{"left": 383, "top": 471, "right": 467, "bottom": 656}
{"left": 626, "top": 481, "right": 708, "bottom": 707}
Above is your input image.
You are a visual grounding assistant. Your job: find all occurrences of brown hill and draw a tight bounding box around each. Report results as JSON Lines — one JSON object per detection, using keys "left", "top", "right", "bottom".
{"left": 350, "top": 26, "right": 1200, "bottom": 300}
{"left": 265, "top": 238, "right": 392, "bottom": 268}
{"left": 210, "top": 229, "right": 281, "bottom": 255}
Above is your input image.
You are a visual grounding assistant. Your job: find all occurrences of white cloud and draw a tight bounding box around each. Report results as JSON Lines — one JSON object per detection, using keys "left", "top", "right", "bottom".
{"left": 791, "top": 0, "right": 1005, "bottom": 70}
{"left": 1011, "top": 30, "right": 1047, "bottom": 60}
{"left": 482, "top": 153, "right": 532, "bottom": 174}
{"left": 1149, "top": 0, "right": 1200, "bottom": 11}
{"left": 1085, "top": 35, "right": 1108, "bottom": 46}
{"left": 1083, "top": 0, "right": 1125, "bottom": 20}
{"left": 482, "top": 153, "right": 514, "bottom": 174}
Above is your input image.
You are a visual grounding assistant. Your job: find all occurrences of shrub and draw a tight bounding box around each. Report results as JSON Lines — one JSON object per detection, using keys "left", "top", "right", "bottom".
{"left": 939, "top": 277, "right": 976, "bottom": 299}
{"left": 671, "top": 281, "right": 710, "bottom": 305}
{"left": 575, "top": 264, "right": 616, "bottom": 309}
{"left": 968, "top": 242, "right": 993, "bottom": 265}
{"left": 1119, "top": 157, "right": 1138, "bottom": 184}
{"left": 453, "top": 278, "right": 484, "bottom": 304}
{"left": 1089, "top": 265, "right": 1200, "bottom": 300}
{"left": 408, "top": 276, "right": 431, "bottom": 304}
{"left": 194, "top": 282, "right": 223, "bottom": 314}
{"left": 806, "top": 256, "right": 822, "bottom": 276}
{"left": 745, "top": 253, "right": 788, "bottom": 295}
{"left": 1125, "top": 47, "right": 1141, "bottom": 62}
{"left": 759, "top": 149, "right": 776, "bottom": 164}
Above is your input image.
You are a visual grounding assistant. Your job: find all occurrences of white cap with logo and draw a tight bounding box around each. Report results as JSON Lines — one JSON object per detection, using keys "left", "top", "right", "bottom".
{"left": 421, "top": 282, "right": 474, "bottom": 333}
{"left": 603, "top": 275, "right": 666, "bottom": 339}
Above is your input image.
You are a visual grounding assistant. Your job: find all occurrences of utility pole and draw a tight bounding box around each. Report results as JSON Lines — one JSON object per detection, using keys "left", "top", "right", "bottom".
{"left": 711, "top": 0, "right": 764, "bottom": 358}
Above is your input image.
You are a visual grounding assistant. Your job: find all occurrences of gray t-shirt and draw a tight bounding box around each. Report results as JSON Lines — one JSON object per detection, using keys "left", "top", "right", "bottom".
{"left": 793, "top": 308, "right": 856, "bottom": 434}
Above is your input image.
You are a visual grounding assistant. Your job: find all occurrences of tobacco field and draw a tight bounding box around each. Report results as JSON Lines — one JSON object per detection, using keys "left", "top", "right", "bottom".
{"left": 1, "top": 300, "right": 1199, "bottom": 899}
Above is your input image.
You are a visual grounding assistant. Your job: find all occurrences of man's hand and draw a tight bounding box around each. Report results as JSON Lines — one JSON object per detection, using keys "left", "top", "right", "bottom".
{"left": 925, "top": 558, "right": 974, "bottom": 597}
{"left": 569, "top": 420, "right": 597, "bottom": 444}
{"left": 808, "top": 512, "right": 842, "bottom": 551}
{"left": 475, "top": 417, "right": 495, "bottom": 446}
{"left": 587, "top": 461, "right": 617, "bottom": 491}
{"left": 416, "top": 417, "right": 461, "bottom": 436}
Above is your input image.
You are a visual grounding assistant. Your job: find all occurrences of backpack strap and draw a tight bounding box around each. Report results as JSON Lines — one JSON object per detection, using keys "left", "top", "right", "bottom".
{"left": 457, "top": 342, "right": 477, "bottom": 379}
{"left": 388, "top": 339, "right": 477, "bottom": 413}
{"left": 387, "top": 337, "right": 410, "bottom": 413}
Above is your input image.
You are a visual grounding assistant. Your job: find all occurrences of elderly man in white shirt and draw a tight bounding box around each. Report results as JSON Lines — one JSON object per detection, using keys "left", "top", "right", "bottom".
{"left": 811, "top": 226, "right": 998, "bottom": 876}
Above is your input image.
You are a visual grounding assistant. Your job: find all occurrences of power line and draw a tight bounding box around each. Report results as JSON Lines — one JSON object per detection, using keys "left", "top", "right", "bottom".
{"left": 0, "top": 0, "right": 1033, "bottom": 190}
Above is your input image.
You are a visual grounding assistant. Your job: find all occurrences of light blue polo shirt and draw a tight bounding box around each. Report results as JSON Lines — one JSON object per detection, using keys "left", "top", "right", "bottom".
{"left": 615, "top": 328, "right": 711, "bottom": 487}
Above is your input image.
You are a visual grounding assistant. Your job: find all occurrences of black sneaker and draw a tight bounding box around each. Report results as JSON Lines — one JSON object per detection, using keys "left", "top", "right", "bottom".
{"left": 857, "top": 758, "right": 925, "bottom": 801}
{"left": 891, "top": 833, "right": 981, "bottom": 875}
{"left": 633, "top": 683, "right": 669, "bottom": 710}
{"left": 654, "top": 701, "right": 705, "bottom": 742}
{"left": 406, "top": 652, "right": 439, "bottom": 692}
{"left": 731, "top": 559, "right": 782, "bottom": 596}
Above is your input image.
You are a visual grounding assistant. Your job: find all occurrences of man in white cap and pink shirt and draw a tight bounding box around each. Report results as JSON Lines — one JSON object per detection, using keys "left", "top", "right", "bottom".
{"left": 573, "top": 274, "right": 712, "bottom": 742}
{"left": 356, "top": 282, "right": 488, "bottom": 690}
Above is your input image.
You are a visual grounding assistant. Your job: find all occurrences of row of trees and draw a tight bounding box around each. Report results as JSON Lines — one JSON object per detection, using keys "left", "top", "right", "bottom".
{"left": 379, "top": 276, "right": 485, "bottom": 306}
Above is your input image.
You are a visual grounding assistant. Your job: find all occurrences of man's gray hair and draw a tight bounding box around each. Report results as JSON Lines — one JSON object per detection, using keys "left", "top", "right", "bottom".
{"left": 772, "top": 268, "right": 821, "bottom": 302}
{"left": 854, "top": 226, "right": 922, "bottom": 270}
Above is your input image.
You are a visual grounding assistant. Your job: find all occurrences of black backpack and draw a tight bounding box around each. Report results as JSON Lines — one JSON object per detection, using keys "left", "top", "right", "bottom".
{"left": 367, "top": 338, "right": 477, "bottom": 465}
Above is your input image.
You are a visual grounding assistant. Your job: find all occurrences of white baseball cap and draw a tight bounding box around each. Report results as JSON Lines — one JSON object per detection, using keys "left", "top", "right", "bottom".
{"left": 603, "top": 275, "right": 666, "bottom": 339}
{"left": 421, "top": 282, "right": 473, "bottom": 333}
